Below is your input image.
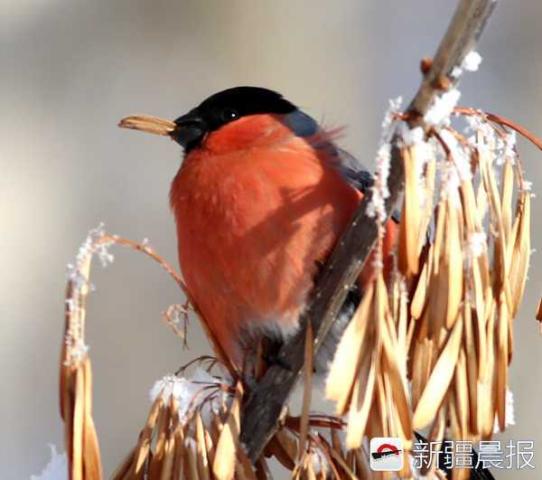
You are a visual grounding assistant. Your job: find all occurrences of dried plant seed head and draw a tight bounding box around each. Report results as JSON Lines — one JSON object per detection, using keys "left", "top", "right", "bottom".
{"left": 65, "top": 67, "right": 541, "bottom": 478}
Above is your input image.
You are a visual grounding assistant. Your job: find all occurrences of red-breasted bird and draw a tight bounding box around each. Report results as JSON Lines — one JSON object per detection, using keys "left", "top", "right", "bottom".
{"left": 119, "top": 87, "right": 396, "bottom": 372}
{"left": 120, "top": 89, "right": 499, "bottom": 480}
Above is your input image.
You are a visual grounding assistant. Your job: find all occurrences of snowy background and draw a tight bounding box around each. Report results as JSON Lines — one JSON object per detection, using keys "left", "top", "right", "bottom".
{"left": 2, "top": 1, "right": 542, "bottom": 478}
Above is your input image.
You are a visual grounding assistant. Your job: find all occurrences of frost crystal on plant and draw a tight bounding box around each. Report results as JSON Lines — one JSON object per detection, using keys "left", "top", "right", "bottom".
{"left": 309, "top": 446, "right": 330, "bottom": 475}
{"left": 451, "top": 65, "right": 463, "bottom": 79}
{"left": 462, "top": 50, "right": 483, "bottom": 72}
{"left": 401, "top": 125, "right": 425, "bottom": 146}
{"left": 399, "top": 124, "right": 436, "bottom": 210}
{"left": 150, "top": 368, "right": 231, "bottom": 425}
{"left": 464, "top": 113, "right": 501, "bottom": 162}
{"left": 503, "top": 131, "right": 517, "bottom": 162}
{"left": 465, "top": 232, "right": 488, "bottom": 268}
{"left": 424, "top": 88, "right": 461, "bottom": 126}
{"left": 451, "top": 51, "right": 483, "bottom": 78}
{"left": 65, "top": 337, "right": 89, "bottom": 363}
{"left": 64, "top": 223, "right": 115, "bottom": 366}
{"left": 66, "top": 223, "right": 113, "bottom": 285}
{"left": 521, "top": 180, "right": 533, "bottom": 192}
{"left": 493, "top": 388, "right": 516, "bottom": 433}
{"left": 439, "top": 129, "right": 472, "bottom": 183}
{"left": 366, "top": 97, "right": 403, "bottom": 223}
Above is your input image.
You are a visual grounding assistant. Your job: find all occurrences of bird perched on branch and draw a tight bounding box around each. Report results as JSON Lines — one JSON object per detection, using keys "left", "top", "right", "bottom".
{"left": 119, "top": 87, "right": 396, "bottom": 374}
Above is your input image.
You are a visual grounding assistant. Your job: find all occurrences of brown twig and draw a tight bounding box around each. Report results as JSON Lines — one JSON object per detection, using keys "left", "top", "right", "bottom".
{"left": 455, "top": 106, "right": 542, "bottom": 151}
{"left": 99, "top": 235, "right": 186, "bottom": 292}
{"left": 99, "top": 234, "right": 238, "bottom": 375}
{"left": 240, "top": 0, "right": 498, "bottom": 462}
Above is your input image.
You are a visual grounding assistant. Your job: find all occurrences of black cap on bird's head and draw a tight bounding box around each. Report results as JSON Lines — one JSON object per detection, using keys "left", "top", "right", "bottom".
{"left": 119, "top": 86, "right": 299, "bottom": 152}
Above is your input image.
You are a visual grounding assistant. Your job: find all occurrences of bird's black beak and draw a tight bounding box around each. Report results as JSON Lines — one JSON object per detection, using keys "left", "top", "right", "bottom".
{"left": 118, "top": 111, "right": 207, "bottom": 151}
{"left": 171, "top": 111, "right": 207, "bottom": 150}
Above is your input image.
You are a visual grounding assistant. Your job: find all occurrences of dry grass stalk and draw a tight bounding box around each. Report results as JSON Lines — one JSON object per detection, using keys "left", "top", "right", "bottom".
{"left": 60, "top": 226, "right": 379, "bottom": 480}
{"left": 327, "top": 269, "right": 413, "bottom": 476}
{"left": 109, "top": 376, "right": 242, "bottom": 480}
{"left": 61, "top": 227, "right": 106, "bottom": 480}
{"left": 61, "top": 107, "right": 538, "bottom": 478}
{"left": 59, "top": 228, "right": 208, "bottom": 480}
{"left": 325, "top": 108, "right": 537, "bottom": 476}
{"left": 115, "top": 385, "right": 373, "bottom": 480}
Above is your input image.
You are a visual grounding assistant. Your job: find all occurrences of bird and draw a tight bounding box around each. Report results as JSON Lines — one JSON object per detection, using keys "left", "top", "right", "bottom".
{"left": 119, "top": 86, "right": 397, "bottom": 374}
{"left": 119, "top": 87, "right": 496, "bottom": 480}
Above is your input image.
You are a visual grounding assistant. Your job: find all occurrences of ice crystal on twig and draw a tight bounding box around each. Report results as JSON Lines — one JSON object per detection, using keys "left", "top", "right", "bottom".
{"left": 451, "top": 50, "right": 482, "bottom": 78}
{"left": 366, "top": 97, "right": 403, "bottom": 223}
{"left": 150, "top": 368, "right": 231, "bottom": 425}
{"left": 401, "top": 125, "right": 425, "bottom": 146}
{"left": 493, "top": 388, "right": 516, "bottom": 433}
{"left": 424, "top": 89, "right": 461, "bottom": 126}
{"left": 521, "top": 180, "right": 533, "bottom": 192}
{"left": 64, "top": 223, "right": 113, "bottom": 365}
{"left": 462, "top": 50, "right": 483, "bottom": 72}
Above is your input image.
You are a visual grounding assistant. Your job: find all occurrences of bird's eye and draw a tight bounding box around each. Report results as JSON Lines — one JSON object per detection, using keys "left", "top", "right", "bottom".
{"left": 222, "top": 108, "right": 239, "bottom": 122}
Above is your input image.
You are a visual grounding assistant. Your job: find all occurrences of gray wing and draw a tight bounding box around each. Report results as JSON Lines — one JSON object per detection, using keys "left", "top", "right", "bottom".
{"left": 334, "top": 147, "right": 374, "bottom": 194}
{"left": 280, "top": 109, "right": 392, "bottom": 211}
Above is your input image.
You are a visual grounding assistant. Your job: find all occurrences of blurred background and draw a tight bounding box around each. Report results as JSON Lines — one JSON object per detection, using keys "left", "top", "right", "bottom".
{"left": 2, "top": 0, "right": 542, "bottom": 478}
